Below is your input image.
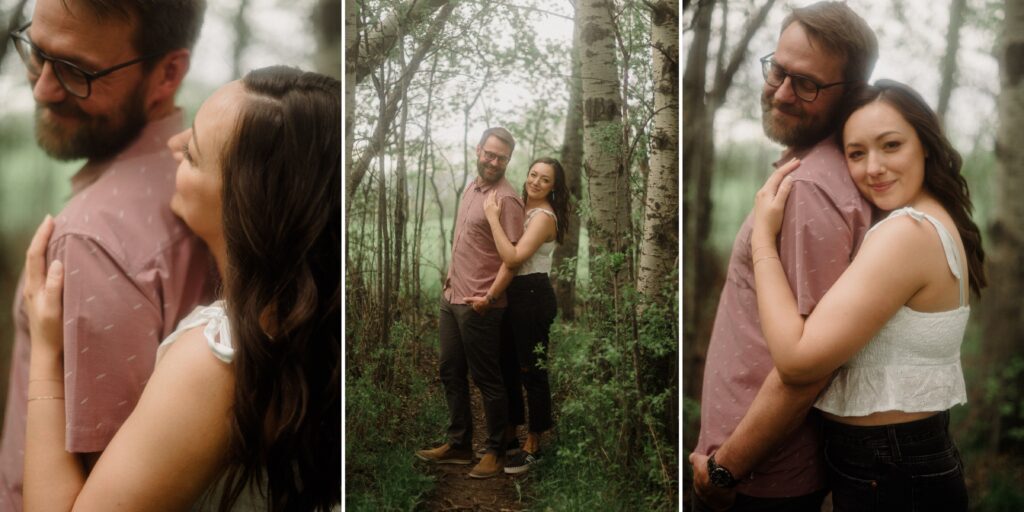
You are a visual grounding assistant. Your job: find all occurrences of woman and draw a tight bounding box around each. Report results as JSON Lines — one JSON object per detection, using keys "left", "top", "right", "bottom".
{"left": 481, "top": 157, "right": 569, "bottom": 474}
{"left": 751, "top": 79, "right": 984, "bottom": 510}
{"left": 22, "top": 66, "right": 340, "bottom": 511}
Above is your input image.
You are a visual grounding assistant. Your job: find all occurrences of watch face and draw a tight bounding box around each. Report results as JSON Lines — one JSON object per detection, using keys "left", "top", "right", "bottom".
{"left": 709, "top": 462, "right": 737, "bottom": 488}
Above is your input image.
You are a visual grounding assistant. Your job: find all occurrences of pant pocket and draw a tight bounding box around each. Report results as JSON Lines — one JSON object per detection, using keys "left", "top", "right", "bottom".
{"left": 907, "top": 446, "right": 967, "bottom": 512}
{"left": 824, "top": 442, "right": 879, "bottom": 511}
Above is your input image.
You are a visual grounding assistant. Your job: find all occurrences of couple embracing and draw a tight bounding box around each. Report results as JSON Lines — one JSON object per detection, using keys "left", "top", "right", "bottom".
{"left": 416, "top": 127, "right": 569, "bottom": 479}
{"left": 691, "top": 2, "right": 983, "bottom": 511}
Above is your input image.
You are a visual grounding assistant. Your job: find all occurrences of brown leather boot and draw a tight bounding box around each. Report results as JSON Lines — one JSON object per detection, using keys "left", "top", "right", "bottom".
{"left": 414, "top": 443, "right": 473, "bottom": 464}
{"left": 468, "top": 452, "right": 502, "bottom": 479}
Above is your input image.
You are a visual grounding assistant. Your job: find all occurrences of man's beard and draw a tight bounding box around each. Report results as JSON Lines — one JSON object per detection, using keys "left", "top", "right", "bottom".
{"left": 761, "top": 91, "right": 840, "bottom": 149}
{"left": 476, "top": 158, "right": 504, "bottom": 184}
{"left": 34, "top": 87, "right": 148, "bottom": 162}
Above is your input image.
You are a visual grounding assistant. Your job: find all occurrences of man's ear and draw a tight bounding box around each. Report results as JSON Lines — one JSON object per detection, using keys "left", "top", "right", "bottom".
{"left": 144, "top": 48, "right": 191, "bottom": 115}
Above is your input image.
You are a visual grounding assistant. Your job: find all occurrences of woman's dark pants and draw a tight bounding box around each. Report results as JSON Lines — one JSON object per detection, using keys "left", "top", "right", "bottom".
{"left": 501, "top": 273, "right": 557, "bottom": 433}
{"left": 823, "top": 410, "right": 967, "bottom": 511}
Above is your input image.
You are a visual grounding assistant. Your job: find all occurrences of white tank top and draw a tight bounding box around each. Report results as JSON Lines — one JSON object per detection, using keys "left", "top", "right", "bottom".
{"left": 516, "top": 208, "right": 557, "bottom": 276}
{"left": 815, "top": 207, "right": 969, "bottom": 417}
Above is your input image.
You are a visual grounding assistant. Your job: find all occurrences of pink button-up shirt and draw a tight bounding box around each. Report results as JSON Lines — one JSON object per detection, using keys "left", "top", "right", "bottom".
{"left": 0, "top": 111, "right": 214, "bottom": 510}
{"left": 695, "top": 137, "right": 872, "bottom": 497}
{"left": 443, "top": 177, "right": 524, "bottom": 308}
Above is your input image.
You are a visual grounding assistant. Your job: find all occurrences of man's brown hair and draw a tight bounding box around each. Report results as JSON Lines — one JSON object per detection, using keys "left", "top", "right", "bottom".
{"left": 63, "top": 0, "right": 206, "bottom": 69}
{"left": 782, "top": 1, "right": 878, "bottom": 84}
{"left": 478, "top": 126, "right": 516, "bottom": 153}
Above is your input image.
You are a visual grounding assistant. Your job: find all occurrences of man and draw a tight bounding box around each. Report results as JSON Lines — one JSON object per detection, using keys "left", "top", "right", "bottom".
{"left": 416, "top": 127, "right": 525, "bottom": 479}
{"left": 689, "top": 3, "right": 878, "bottom": 510}
{"left": 0, "top": 1, "right": 211, "bottom": 509}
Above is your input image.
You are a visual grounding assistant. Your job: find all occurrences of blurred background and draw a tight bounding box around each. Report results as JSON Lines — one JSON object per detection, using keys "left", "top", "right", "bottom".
{"left": 0, "top": 0, "right": 340, "bottom": 432}
{"left": 684, "top": 0, "right": 1024, "bottom": 509}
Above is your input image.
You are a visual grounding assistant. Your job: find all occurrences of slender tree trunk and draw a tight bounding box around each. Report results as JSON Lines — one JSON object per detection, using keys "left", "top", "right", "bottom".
{"left": 579, "top": 0, "right": 630, "bottom": 284}
{"left": 682, "top": 0, "right": 715, "bottom": 401}
{"left": 982, "top": 0, "right": 1024, "bottom": 453}
{"left": 344, "top": 0, "right": 359, "bottom": 216}
{"left": 553, "top": 12, "right": 585, "bottom": 321}
{"left": 393, "top": 46, "right": 410, "bottom": 314}
{"left": 231, "top": 0, "right": 251, "bottom": 80}
{"left": 937, "top": 0, "right": 967, "bottom": 125}
{"left": 314, "top": 0, "right": 342, "bottom": 78}
{"left": 683, "top": 0, "right": 775, "bottom": 402}
{"left": 346, "top": 3, "right": 456, "bottom": 216}
{"left": 637, "top": 0, "right": 678, "bottom": 303}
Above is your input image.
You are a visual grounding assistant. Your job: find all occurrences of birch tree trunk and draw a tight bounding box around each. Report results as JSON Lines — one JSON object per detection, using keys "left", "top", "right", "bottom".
{"left": 553, "top": 8, "right": 585, "bottom": 321}
{"left": 982, "top": 0, "right": 1024, "bottom": 452}
{"left": 637, "top": 0, "right": 678, "bottom": 302}
{"left": 579, "top": 0, "right": 631, "bottom": 284}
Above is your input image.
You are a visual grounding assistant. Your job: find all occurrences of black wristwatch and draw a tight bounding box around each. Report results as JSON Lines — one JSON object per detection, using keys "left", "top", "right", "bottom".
{"left": 707, "top": 454, "right": 740, "bottom": 488}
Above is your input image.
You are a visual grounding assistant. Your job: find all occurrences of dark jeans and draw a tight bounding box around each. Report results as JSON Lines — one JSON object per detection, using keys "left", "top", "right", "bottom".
{"left": 823, "top": 411, "right": 967, "bottom": 512}
{"left": 692, "top": 489, "right": 827, "bottom": 512}
{"left": 501, "top": 273, "right": 556, "bottom": 433}
{"left": 439, "top": 297, "right": 508, "bottom": 453}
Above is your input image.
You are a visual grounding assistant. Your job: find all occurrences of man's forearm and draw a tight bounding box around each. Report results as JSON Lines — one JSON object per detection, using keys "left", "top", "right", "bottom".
{"left": 713, "top": 369, "right": 831, "bottom": 479}
{"left": 486, "top": 263, "right": 515, "bottom": 300}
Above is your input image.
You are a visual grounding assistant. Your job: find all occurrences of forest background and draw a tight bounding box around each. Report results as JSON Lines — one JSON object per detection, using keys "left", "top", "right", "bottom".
{"left": 684, "top": 0, "right": 1024, "bottom": 510}
{"left": 344, "top": 0, "right": 679, "bottom": 510}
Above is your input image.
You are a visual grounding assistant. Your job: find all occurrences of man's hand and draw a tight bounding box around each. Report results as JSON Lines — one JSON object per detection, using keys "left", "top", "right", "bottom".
{"left": 463, "top": 296, "right": 491, "bottom": 315}
{"left": 689, "top": 452, "right": 736, "bottom": 511}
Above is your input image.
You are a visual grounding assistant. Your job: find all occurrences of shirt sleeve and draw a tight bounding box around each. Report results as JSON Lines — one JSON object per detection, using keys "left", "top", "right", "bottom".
{"left": 500, "top": 196, "right": 525, "bottom": 244}
{"left": 51, "top": 234, "right": 164, "bottom": 453}
{"left": 778, "top": 179, "right": 857, "bottom": 316}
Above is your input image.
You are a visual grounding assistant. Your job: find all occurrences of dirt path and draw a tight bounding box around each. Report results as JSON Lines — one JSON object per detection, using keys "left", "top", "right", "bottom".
{"left": 418, "top": 382, "right": 531, "bottom": 511}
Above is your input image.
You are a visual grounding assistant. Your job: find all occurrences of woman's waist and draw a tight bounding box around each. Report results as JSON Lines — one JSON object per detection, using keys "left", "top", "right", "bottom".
{"left": 821, "top": 409, "right": 940, "bottom": 427}
{"left": 821, "top": 410, "right": 953, "bottom": 453}
{"left": 508, "top": 272, "right": 554, "bottom": 292}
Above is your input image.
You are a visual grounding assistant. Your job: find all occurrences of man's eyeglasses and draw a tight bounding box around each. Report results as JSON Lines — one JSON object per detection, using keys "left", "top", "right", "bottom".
{"left": 760, "top": 52, "right": 851, "bottom": 102}
{"left": 10, "top": 22, "right": 162, "bottom": 99}
{"left": 481, "top": 150, "right": 510, "bottom": 165}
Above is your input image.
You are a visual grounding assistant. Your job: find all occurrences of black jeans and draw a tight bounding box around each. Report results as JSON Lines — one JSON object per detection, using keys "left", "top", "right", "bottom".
{"left": 501, "top": 273, "right": 557, "bottom": 433}
{"left": 439, "top": 297, "right": 508, "bottom": 453}
{"left": 823, "top": 411, "right": 967, "bottom": 512}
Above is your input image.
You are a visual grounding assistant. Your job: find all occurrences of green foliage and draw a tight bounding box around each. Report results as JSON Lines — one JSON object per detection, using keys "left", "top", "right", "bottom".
{"left": 345, "top": 318, "right": 447, "bottom": 511}
{"left": 531, "top": 252, "right": 677, "bottom": 511}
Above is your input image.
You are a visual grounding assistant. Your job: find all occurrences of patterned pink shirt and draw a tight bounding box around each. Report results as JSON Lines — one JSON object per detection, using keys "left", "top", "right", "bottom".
{"left": 695, "top": 137, "right": 872, "bottom": 497}
{"left": 443, "top": 177, "right": 524, "bottom": 308}
{"left": 0, "top": 111, "right": 215, "bottom": 510}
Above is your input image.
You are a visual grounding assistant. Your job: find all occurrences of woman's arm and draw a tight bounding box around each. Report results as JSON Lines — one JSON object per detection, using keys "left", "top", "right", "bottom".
{"left": 22, "top": 217, "right": 234, "bottom": 511}
{"left": 751, "top": 163, "right": 934, "bottom": 385}
{"left": 483, "top": 191, "right": 554, "bottom": 268}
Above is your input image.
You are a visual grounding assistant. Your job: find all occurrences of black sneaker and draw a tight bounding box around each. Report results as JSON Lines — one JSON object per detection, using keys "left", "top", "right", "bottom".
{"left": 503, "top": 450, "right": 540, "bottom": 474}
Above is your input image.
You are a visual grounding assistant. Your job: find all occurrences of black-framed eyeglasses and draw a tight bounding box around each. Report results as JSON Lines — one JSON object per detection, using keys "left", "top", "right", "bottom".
{"left": 10, "top": 22, "right": 162, "bottom": 99}
{"left": 481, "top": 149, "right": 510, "bottom": 165}
{"left": 760, "top": 52, "right": 851, "bottom": 102}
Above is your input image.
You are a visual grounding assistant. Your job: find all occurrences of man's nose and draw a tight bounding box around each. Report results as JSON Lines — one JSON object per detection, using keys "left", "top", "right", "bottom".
{"left": 32, "top": 61, "right": 67, "bottom": 105}
{"left": 772, "top": 76, "right": 797, "bottom": 104}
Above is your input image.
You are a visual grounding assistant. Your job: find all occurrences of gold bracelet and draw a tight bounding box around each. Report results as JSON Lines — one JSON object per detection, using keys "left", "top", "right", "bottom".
{"left": 753, "top": 255, "right": 780, "bottom": 266}
{"left": 28, "top": 379, "right": 62, "bottom": 383}
{"left": 27, "top": 396, "right": 64, "bottom": 401}
{"left": 751, "top": 245, "right": 776, "bottom": 255}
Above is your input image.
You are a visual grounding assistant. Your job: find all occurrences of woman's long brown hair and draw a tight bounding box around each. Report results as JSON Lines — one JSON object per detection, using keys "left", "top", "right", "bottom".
{"left": 217, "top": 66, "right": 340, "bottom": 511}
